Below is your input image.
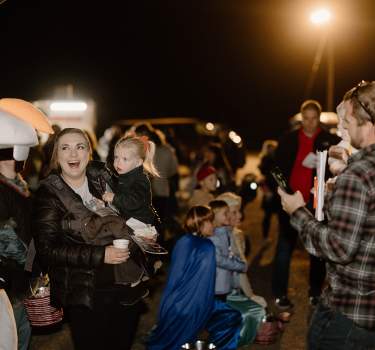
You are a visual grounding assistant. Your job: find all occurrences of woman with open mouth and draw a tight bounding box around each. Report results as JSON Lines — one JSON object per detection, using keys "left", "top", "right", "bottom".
{"left": 32, "top": 128, "right": 149, "bottom": 350}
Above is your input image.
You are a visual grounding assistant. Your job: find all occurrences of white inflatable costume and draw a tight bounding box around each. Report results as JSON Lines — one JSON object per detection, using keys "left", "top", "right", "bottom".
{"left": 0, "top": 98, "right": 53, "bottom": 350}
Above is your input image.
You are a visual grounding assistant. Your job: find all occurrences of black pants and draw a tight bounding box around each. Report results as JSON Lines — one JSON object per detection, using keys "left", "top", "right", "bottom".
{"left": 272, "top": 210, "right": 326, "bottom": 298}
{"left": 67, "top": 290, "right": 141, "bottom": 350}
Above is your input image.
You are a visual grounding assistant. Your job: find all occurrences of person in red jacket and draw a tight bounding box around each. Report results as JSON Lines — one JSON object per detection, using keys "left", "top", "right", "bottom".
{"left": 272, "top": 100, "right": 340, "bottom": 310}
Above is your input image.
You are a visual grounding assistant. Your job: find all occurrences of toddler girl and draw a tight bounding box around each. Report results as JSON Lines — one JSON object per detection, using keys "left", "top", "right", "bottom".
{"left": 102, "top": 135, "right": 159, "bottom": 225}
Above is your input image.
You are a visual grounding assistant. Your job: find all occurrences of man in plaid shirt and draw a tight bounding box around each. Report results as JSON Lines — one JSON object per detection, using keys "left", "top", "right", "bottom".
{"left": 278, "top": 81, "right": 375, "bottom": 349}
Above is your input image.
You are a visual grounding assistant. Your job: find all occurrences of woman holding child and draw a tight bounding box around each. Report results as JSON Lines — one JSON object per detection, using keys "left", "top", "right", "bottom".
{"left": 33, "top": 128, "right": 151, "bottom": 350}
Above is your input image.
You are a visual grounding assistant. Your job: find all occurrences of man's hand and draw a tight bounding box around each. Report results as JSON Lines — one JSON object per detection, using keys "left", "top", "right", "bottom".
{"left": 277, "top": 188, "right": 305, "bottom": 215}
{"left": 328, "top": 145, "right": 349, "bottom": 162}
{"left": 102, "top": 192, "right": 115, "bottom": 203}
{"left": 328, "top": 145, "right": 349, "bottom": 175}
{"left": 104, "top": 246, "right": 130, "bottom": 264}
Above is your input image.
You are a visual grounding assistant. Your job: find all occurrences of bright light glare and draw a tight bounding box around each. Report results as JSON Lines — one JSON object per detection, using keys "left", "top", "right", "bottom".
{"left": 233, "top": 135, "right": 242, "bottom": 144}
{"left": 206, "top": 122, "right": 215, "bottom": 131}
{"left": 250, "top": 182, "right": 258, "bottom": 190}
{"left": 310, "top": 8, "right": 332, "bottom": 25}
{"left": 228, "top": 130, "right": 242, "bottom": 144}
{"left": 50, "top": 101, "right": 88, "bottom": 112}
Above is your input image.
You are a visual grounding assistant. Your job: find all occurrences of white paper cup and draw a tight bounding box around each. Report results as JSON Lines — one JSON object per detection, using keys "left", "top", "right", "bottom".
{"left": 113, "top": 239, "right": 129, "bottom": 249}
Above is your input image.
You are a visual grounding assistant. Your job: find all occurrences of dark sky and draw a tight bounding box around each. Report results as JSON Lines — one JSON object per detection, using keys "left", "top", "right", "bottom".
{"left": 1, "top": 0, "right": 375, "bottom": 149}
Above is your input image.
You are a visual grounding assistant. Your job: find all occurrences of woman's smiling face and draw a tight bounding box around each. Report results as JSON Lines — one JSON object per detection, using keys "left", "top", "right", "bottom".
{"left": 57, "top": 132, "right": 90, "bottom": 185}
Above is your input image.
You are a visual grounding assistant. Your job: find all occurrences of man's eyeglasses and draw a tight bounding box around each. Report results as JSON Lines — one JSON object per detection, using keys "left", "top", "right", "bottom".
{"left": 351, "top": 80, "right": 375, "bottom": 123}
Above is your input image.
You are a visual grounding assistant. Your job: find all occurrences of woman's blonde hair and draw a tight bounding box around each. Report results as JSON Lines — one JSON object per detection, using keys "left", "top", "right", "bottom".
{"left": 184, "top": 205, "right": 214, "bottom": 236}
{"left": 115, "top": 136, "right": 159, "bottom": 177}
{"left": 48, "top": 128, "right": 92, "bottom": 174}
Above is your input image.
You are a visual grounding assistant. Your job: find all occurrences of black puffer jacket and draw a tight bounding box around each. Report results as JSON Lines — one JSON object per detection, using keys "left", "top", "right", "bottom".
{"left": 112, "top": 165, "right": 157, "bottom": 225}
{"left": 32, "top": 162, "right": 115, "bottom": 308}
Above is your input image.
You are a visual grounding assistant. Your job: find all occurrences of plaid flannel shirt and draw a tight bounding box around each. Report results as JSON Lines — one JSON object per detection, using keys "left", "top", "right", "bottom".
{"left": 290, "top": 143, "right": 375, "bottom": 330}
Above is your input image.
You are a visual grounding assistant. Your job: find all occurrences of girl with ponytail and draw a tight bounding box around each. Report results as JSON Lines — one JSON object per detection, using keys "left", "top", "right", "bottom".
{"left": 102, "top": 135, "right": 159, "bottom": 225}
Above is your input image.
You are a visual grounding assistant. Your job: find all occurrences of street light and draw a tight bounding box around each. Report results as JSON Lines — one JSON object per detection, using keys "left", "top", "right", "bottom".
{"left": 310, "top": 8, "right": 331, "bottom": 25}
{"left": 305, "top": 7, "right": 335, "bottom": 111}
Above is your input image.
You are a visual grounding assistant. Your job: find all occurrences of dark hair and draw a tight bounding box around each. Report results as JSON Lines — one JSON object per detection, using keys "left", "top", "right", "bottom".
{"left": 209, "top": 199, "right": 229, "bottom": 215}
{"left": 300, "top": 99, "right": 322, "bottom": 115}
{"left": 48, "top": 128, "right": 92, "bottom": 174}
{"left": 131, "top": 123, "right": 163, "bottom": 146}
{"left": 184, "top": 205, "right": 214, "bottom": 235}
{"left": 204, "top": 142, "right": 233, "bottom": 176}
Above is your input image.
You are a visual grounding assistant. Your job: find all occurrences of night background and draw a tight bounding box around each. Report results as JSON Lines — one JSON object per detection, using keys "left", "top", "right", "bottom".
{"left": 1, "top": 0, "right": 375, "bottom": 149}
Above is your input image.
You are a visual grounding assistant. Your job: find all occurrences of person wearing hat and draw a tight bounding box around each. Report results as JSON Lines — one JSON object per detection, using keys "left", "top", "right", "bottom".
{"left": 189, "top": 165, "right": 218, "bottom": 207}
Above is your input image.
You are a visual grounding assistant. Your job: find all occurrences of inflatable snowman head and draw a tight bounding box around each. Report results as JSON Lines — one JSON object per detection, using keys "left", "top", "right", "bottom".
{"left": 0, "top": 98, "right": 53, "bottom": 161}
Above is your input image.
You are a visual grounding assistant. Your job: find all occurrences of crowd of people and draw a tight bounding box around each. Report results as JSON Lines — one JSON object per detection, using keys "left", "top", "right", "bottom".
{"left": 2, "top": 80, "right": 375, "bottom": 350}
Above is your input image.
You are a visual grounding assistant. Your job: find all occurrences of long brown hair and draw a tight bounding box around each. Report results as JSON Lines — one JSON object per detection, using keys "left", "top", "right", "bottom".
{"left": 48, "top": 128, "right": 92, "bottom": 174}
{"left": 184, "top": 205, "right": 214, "bottom": 236}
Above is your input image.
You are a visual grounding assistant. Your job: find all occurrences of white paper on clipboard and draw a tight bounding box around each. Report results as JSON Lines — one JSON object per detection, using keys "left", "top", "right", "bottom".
{"left": 315, "top": 150, "right": 327, "bottom": 221}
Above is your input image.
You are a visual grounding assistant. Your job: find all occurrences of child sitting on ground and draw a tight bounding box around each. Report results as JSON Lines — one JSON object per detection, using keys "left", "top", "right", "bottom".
{"left": 148, "top": 205, "right": 241, "bottom": 350}
{"left": 214, "top": 193, "right": 267, "bottom": 345}
{"left": 208, "top": 200, "right": 247, "bottom": 301}
{"left": 216, "top": 192, "right": 267, "bottom": 308}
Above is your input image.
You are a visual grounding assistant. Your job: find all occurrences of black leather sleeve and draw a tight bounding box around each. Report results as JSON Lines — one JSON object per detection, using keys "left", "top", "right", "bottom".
{"left": 32, "top": 186, "right": 105, "bottom": 270}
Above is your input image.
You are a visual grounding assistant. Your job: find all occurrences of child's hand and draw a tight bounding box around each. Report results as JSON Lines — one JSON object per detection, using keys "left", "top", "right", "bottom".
{"left": 250, "top": 294, "right": 267, "bottom": 308}
{"left": 102, "top": 192, "right": 114, "bottom": 203}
